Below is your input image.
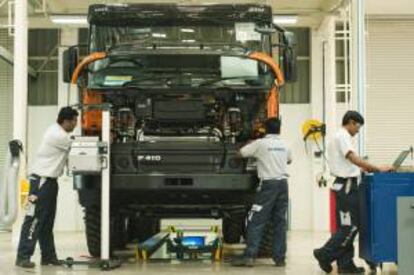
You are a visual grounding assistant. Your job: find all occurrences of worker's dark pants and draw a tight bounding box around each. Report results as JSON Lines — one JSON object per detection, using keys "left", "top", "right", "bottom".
{"left": 244, "top": 179, "right": 288, "bottom": 261}
{"left": 319, "top": 177, "right": 359, "bottom": 268}
{"left": 16, "top": 175, "right": 58, "bottom": 261}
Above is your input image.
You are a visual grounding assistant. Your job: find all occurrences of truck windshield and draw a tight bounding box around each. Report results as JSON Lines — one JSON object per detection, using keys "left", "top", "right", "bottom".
{"left": 90, "top": 23, "right": 270, "bottom": 53}
{"left": 87, "top": 23, "right": 273, "bottom": 89}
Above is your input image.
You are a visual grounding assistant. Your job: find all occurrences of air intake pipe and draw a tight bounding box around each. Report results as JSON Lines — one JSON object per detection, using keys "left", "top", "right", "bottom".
{"left": 0, "top": 140, "right": 23, "bottom": 226}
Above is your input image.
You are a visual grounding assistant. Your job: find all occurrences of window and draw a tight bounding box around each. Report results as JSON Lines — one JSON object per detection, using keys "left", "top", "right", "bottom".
{"left": 28, "top": 29, "right": 59, "bottom": 105}
{"left": 335, "top": 22, "right": 351, "bottom": 103}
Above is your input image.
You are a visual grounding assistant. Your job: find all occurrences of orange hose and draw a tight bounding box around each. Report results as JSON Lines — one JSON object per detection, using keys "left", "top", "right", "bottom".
{"left": 266, "top": 86, "right": 279, "bottom": 118}
{"left": 71, "top": 52, "right": 107, "bottom": 84}
{"left": 248, "top": 52, "right": 285, "bottom": 118}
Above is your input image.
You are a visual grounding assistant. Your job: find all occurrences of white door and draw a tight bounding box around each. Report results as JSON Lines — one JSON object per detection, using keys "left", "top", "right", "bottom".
{"left": 366, "top": 21, "right": 414, "bottom": 164}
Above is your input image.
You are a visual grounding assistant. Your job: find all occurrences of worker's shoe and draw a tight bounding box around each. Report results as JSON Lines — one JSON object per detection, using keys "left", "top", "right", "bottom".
{"left": 41, "top": 258, "right": 63, "bottom": 266}
{"left": 338, "top": 264, "right": 365, "bottom": 274}
{"left": 365, "top": 260, "right": 378, "bottom": 272}
{"left": 15, "top": 258, "right": 35, "bottom": 268}
{"left": 274, "top": 258, "right": 286, "bottom": 267}
{"left": 313, "top": 248, "right": 333, "bottom": 273}
{"left": 231, "top": 256, "right": 254, "bottom": 267}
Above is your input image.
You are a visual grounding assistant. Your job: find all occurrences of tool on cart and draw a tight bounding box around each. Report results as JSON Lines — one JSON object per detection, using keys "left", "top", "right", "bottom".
{"left": 391, "top": 147, "right": 413, "bottom": 171}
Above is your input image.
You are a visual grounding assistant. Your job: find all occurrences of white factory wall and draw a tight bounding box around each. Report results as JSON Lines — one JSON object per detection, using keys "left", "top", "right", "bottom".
{"left": 309, "top": 17, "right": 334, "bottom": 232}
{"left": 280, "top": 104, "right": 313, "bottom": 230}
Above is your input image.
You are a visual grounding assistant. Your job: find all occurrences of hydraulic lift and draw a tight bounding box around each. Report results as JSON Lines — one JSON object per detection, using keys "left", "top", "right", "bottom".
{"left": 136, "top": 225, "right": 223, "bottom": 262}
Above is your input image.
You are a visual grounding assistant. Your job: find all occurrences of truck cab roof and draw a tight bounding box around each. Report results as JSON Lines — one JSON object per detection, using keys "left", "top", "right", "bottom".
{"left": 88, "top": 4, "right": 273, "bottom": 26}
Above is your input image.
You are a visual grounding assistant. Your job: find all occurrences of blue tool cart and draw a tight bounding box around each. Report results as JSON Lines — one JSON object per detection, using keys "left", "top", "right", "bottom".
{"left": 359, "top": 172, "right": 414, "bottom": 264}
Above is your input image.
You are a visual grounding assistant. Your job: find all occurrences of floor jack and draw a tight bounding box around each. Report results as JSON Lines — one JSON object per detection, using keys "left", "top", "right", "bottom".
{"left": 65, "top": 107, "right": 121, "bottom": 271}
{"left": 136, "top": 225, "right": 223, "bottom": 262}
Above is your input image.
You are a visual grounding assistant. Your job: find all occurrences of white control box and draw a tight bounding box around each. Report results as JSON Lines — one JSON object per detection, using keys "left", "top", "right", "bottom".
{"left": 68, "top": 136, "right": 107, "bottom": 174}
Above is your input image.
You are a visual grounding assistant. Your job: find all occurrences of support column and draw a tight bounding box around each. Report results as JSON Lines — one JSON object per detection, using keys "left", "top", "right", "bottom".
{"left": 13, "top": 0, "right": 28, "bottom": 149}
{"left": 352, "top": 0, "right": 367, "bottom": 156}
{"left": 11, "top": 0, "right": 28, "bottom": 245}
{"left": 101, "top": 110, "right": 111, "bottom": 261}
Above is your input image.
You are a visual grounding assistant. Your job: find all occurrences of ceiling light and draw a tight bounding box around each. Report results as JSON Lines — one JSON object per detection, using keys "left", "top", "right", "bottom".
{"left": 50, "top": 15, "right": 88, "bottom": 25}
{"left": 273, "top": 15, "right": 298, "bottom": 25}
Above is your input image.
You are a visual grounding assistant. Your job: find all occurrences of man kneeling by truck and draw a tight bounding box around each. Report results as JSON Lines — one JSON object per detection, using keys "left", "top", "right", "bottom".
{"left": 232, "top": 117, "right": 292, "bottom": 267}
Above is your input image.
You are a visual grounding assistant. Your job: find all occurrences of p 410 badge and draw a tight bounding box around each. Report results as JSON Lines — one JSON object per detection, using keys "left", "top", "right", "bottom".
{"left": 137, "top": 155, "right": 162, "bottom": 162}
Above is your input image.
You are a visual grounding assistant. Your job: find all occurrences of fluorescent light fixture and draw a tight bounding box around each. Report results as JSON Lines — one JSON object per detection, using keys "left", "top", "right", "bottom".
{"left": 152, "top": 33, "right": 167, "bottom": 38}
{"left": 50, "top": 15, "right": 87, "bottom": 25}
{"left": 273, "top": 15, "right": 298, "bottom": 25}
{"left": 181, "top": 28, "right": 195, "bottom": 33}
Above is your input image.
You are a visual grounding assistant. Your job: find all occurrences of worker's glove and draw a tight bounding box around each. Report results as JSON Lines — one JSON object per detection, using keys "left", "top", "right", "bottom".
{"left": 27, "top": 195, "right": 38, "bottom": 203}
{"left": 23, "top": 195, "right": 38, "bottom": 210}
{"left": 24, "top": 195, "right": 38, "bottom": 217}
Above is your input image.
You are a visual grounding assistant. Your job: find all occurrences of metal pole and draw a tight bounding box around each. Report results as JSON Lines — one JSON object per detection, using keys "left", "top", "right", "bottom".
{"left": 13, "top": 0, "right": 28, "bottom": 148}
{"left": 355, "top": 0, "right": 366, "bottom": 156}
{"left": 11, "top": 0, "right": 28, "bottom": 245}
{"left": 101, "top": 110, "right": 111, "bottom": 261}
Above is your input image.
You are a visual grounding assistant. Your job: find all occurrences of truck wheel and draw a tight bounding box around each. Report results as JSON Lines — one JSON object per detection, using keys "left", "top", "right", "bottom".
{"left": 222, "top": 215, "right": 245, "bottom": 244}
{"left": 84, "top": 206, "right": 127, "bottom": 257}
{"left": 84, "top": 206, "right": 101, "bottom": 257}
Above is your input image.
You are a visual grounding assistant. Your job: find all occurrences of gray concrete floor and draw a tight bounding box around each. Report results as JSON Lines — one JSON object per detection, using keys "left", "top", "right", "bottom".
{"left": 0, "top": 231, "right": 398, "bottom": 274}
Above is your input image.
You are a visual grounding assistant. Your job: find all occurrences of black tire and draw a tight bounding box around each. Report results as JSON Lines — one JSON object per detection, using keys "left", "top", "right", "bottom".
{"left": 84, "top": 206, "right": 101, "bottom": 257}
{"left": 84, "top": 206, "right": 128, "bottom": 257}
{"left": 222, "top": 214, "right": 245, "bottom": 244}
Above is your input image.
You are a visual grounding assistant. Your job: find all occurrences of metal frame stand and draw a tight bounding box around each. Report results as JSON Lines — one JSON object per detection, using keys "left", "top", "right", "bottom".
{"left": 64, "top": 107, "right": 121, "bottom": 271}
{"left": 99, "top": 109, "right": 121, "bottom": 270}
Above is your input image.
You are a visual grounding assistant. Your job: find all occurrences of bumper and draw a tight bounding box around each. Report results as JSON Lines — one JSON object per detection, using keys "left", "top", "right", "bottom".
{"left": 111, "top": 173, "right": 256, "bottom": 191}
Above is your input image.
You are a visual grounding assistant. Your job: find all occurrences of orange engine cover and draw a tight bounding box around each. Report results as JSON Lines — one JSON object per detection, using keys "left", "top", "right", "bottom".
{"left": 82, "top": 90, "right": 102, "bottom": 132}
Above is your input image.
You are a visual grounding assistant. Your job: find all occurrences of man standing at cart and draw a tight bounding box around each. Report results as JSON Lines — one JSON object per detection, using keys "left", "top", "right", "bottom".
{"left": 313, "top": 111, "right": 393, "bottom": 274}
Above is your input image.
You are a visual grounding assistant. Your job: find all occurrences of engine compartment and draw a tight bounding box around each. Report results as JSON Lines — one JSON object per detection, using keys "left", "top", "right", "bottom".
{"left": 102, "top": 90, "right": 266, "bottom": 144}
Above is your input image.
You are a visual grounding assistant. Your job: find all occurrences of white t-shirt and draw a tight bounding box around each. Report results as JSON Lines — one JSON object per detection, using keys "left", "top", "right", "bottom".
{"left": 240, "top": 134, "right": 292, "bottom": 180}
{"left": 31, "top": 123, "right": 72, "bottom": 178}
{"left": 327, "top": 128, "right": 360, "bottom": 178}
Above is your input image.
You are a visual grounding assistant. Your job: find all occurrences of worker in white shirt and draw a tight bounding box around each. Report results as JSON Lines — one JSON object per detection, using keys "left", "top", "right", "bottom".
{"left": 313, "top": 111, "right": 393, "bottom": 274}
{"left": 232, "top": 117, "right": 292, "bottom": 267}
{"left": 15, "top": 107, "right": 79, "bottom": 269}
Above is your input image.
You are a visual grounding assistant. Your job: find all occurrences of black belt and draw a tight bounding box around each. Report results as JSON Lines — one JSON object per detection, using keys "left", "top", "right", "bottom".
{"left": 31, "top": 174, "right": 57, "bottom": 181}
{"left": 262, "top": 178, "right": 287, "bottom": 183}
{"left": 335, "top": 177, "right": 358, "bottom": 183}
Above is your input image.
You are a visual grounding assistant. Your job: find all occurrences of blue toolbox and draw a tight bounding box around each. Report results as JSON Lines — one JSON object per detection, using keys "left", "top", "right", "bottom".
{"left": 359, "top": 172, "right": 414, "bottom": 264}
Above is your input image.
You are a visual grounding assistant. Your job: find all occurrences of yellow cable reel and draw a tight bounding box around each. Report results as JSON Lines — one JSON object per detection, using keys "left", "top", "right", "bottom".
{"left": 302, "top": 119, "right": 324, "bottom": 141}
